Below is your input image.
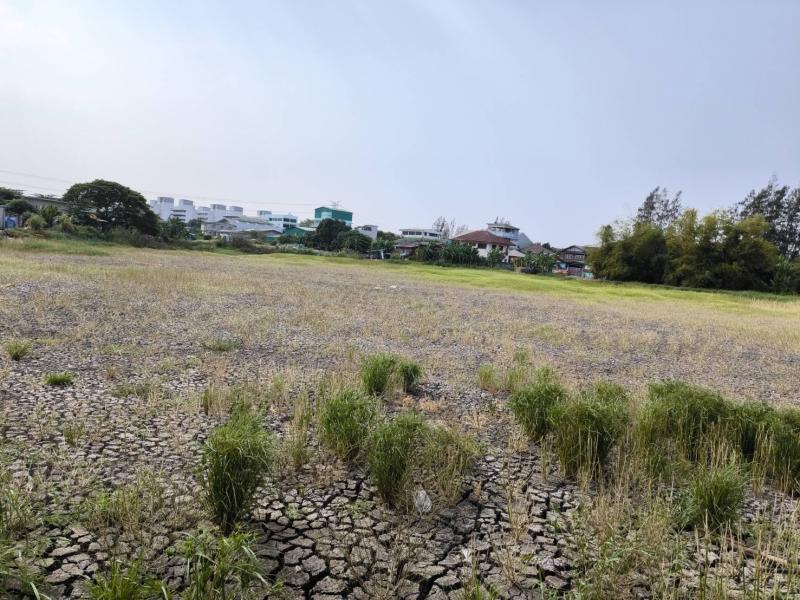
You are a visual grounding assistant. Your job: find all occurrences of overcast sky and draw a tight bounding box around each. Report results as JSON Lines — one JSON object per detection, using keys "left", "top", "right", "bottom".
{"left": 2, "top": 1, "right": 799, "bottom": 245}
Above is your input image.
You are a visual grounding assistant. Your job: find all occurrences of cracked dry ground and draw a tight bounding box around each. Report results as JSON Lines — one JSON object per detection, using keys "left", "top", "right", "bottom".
{"left": 2, "top": 248, "right": 800, "bottom": 598}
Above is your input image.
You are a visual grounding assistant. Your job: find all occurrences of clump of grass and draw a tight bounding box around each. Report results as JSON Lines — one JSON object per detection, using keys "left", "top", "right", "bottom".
{"left": 200, "top": 382, "right": 267, "bottom": 416}
{"left": 730, "top": 401, "right": 776, "bottom": 460}
{"left": 367, "top": 411, "right": 429, "bottom": 506}
{"left": 419, "top": 424, "right": 480, "bottom": 505}
{"left": 636, "top": 381, "right": 732, "bottom": 475}
{"left": 200, "top": 406, "right": 274, "bottom": 534}
{"left": 360, "top": 354, "right": 399, "bottom": 396}
{"left": 3, "top": 340, "right": 31, "bottom": 361}
{"left": 84, "top": 470, "right": 165, "bottom": 534}
{"left": 766, "top": 409, "right": 800, "bottom": 492}
{"left": 507, "top": 366, "right": 567, "bottom": 441}
{"left": 87, "top": 559, "right": 170, "bottom": 600}
{"left": 182, "top": 530, "right": 271, "bottom": 598}
{"left": 286, "top": 392, "right": 313, "bottom": 471}
{"left": 112, "top": 380, "right": 162, "bottom": 400}
{"left": 396, "top": 358, "right": 422, "bottom": 392}
{"left": 550, "top": 381, "right": 631, "bottom": 478}
{"left": 0, "top": 467, "right": 35, "bottom": 539}
{"left": 44, "top": 371, "right": 75, "bottom": 387}
{"left": 678, "top": 462, "right": 745, "bottom": 529}
{"left": 201, "top": 336, "right": 241, "bottom": 352}
{"left": 477, "top": 363, "right": 499, "bottom": 393}
{"left": 63, "top": 420, "right": 86, "bottom": 446}
{"left": 318, "top": 387, "right": 378, "bottom": 461}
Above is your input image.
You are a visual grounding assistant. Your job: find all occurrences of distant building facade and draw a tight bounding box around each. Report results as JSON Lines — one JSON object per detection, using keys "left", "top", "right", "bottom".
{"left": 355, "top": 224, "right": 378, "bottom": 240}
{"left": 314, "top": 206, "right": 353, "bottom": 227}
{"left": 399, "top": 228, "right": 443, "bottom": 241}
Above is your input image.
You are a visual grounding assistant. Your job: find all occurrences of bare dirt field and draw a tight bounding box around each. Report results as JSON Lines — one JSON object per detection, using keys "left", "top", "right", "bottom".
{"left": 2, "top": 242, "right": 799, "bottom": 599}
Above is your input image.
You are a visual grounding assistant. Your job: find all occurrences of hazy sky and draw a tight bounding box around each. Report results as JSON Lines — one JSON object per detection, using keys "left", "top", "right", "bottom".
{"left": 2, "top": 1, "right": 799, "bottom": 245}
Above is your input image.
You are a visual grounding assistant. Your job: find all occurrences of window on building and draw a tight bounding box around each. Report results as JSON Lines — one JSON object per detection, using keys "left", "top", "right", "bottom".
{"left": 477, "top": 243, "right": 486, "bottom": 249}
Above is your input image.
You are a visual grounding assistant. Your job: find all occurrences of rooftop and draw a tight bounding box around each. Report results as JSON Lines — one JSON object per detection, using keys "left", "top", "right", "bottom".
{"left": 451, "top": 230, "right": 513, "bottom": 246}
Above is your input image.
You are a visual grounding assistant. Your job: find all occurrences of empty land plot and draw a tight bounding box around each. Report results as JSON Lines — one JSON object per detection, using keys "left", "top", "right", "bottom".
{"left": 1, "top": 241, "right": 799, "bottom": 599}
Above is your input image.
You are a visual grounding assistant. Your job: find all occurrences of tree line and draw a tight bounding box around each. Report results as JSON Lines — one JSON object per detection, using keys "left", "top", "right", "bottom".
{"left": 591, "top": 180, "right": 800, "bottom": 293}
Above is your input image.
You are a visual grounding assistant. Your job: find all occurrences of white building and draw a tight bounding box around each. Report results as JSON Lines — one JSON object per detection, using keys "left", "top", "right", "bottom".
{"left": 355, "top": 224, "right": 379, "bottom": 240}
{"left": 256, "top": 210, "right": 298, "bottom": 232}
{"left": 149, "top": 197, "right": 203, "bottom": 223}
{"left": 202, "top": 216, "right": 282, "bottom": 238}
{"left": 399, "top": 228, "right": 443, "bottom": 240}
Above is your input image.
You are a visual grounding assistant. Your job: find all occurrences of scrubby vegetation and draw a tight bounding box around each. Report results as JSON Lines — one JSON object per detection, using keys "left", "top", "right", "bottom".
{"left": 507, "top": 367, "right": 568, "bottom": 441}
{"left": 44, "top": 371, "right": 75, "bottom": 387}
{"left": 360, "top": 353, "right": 422, "bottom": 396}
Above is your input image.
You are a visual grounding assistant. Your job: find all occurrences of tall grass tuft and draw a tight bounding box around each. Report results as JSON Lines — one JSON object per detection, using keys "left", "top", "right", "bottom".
{"left": 182, "top": 531, "right": 270, "bottom": 599}
{"left": 200, "top": 406, "right": 274, "bottom": 534}
{"left": 477, "top": 364, "right": 499, "bottom": 393}
{"left": 287, "top": 392, "right": 313, "bottom": 471}
{"left": 419, "top": 425, "right": 480, "bottom": 505}
{"left": 678, "top": 462, "right": 745, "bottom": 529}
{"left": 507, "top": 366, "right": 567, "bottom": 441}
{"left": 360, "top": 354, "right": 399, "bottom": 396}
{"left": 550, "top": 381, "right": 631, "bottom": 478}
{"left": 367, "top": 412, "right": 429, "bottom": 506}
{"left": 766, "top": 409, "right": 800, "bottom": 492}
{"left": 87, "top": 559, "right": 170, "bottom": 600}
{"left": 636, "top": 381, "right": 732, "bottom": 475}
{"left": 318, "top": 387, "right": 378, "bottom": 461}
{"left": 3, "top": 340, "right": 31, "bottom": 361}
{"left": 396, "top": 358, "right": 423, "bottom": 392}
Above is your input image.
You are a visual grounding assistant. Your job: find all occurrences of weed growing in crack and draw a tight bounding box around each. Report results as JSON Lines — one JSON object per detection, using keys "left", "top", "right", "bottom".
{"left": 83, "top": 469, "right": 165, "bottom": 536}
{"left": 87, "top": 559, "right": 171, "bottom": 600}
{"left": 182, "top": 531, "right": 277, "bottom": 599}
{"left": 286, "top": 391, "right": 313, "bottom": 471}
{"left": 360, "top": 353, "right": 422, "bottom": 396}
{"left": 367, "top": 412, "right": 429, "bottom": 506}
{"left": 201, "top": 336, "right": 241, "bottom": 353}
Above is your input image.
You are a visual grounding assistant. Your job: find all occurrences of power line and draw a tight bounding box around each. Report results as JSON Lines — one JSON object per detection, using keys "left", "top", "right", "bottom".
{"left": 0, "top": 168, "right": 318, "bottom": 208}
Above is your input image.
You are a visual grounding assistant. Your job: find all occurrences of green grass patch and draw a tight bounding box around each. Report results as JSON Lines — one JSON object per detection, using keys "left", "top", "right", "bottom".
{"left": 3, "top": 340, "right": 31, "bottom": 361}
{"left": 678, "top": 462, "right": 745, "bottom": 529}
{"left": 367, "top": 412, "right": 429, "bottom": 506}
{"left": 44, "top": 371, "right": 75, "bottom": 387}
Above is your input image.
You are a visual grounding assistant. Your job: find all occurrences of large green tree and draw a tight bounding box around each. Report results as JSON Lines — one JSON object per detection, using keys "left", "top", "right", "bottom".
{"left": 307, "top": 218, "right": 350, "bottom": 250}
{"left": 63, "top": 179, "right": 159, "bottom": 235}
{"left": 0, "top": 187, "right": 23, "bottom": 202}
{"left": 736, "top": 178, "right": 800, "bottom": 259}
{"left": 337, "top": 230, "right": 372, "bottom": 253}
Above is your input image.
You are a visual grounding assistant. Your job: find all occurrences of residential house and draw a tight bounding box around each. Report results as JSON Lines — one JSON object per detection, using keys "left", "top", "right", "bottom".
{"left": 555, "top": 245, "right": 590, "bottom": 277}
{"left": 450, "top": 230, "right": 513, "bottom": 259}
{"left": 399, "top": 228, "right": 443, "bottom": 241}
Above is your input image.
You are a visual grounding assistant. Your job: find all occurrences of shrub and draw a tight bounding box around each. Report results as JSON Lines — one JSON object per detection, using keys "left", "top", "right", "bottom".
{"left": 45, "top": 371, "right": 75, "bottom": 387}
{"left": 550, "top": 381, "right": 631, "bottom": 478}
{"left": 636, "top": 381, "right": 732, "bottom": 473}
{"left": 318, "top": 388, "right": 378, "bottom": 461}
{"left": 507, "top": 367, "right": 568, "bottom": 441}
{"left": 396, "top": 358, "right": 423, "bottom": 392}
{"left": 200, "top": 407, "right": 274, "bottom": 534}
{"left": 367, "top": 412, "right": 429, "bottom": 505}
{"left": 361, "top": 354, "right": 399, "bottom": 396}
{"left": 678, "top": 462, "right": 745, "bottom": 529}
{"left": 3, "top": 340, "right": 31, "bottom": 361}
{"left": 182, "top": 531, "right": 270, "bottom": 599}
{"left": 26, "top": 214, "right": 46, "bottom": 231}
{"left": 419, "top": 425, "right": 480, "bottom": 504}
{"left": 112, "top": 380, "right": 162, "bottom": 400}
{"left": 87, "top": 559, "right": 170, "bottom": 600}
